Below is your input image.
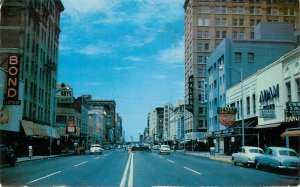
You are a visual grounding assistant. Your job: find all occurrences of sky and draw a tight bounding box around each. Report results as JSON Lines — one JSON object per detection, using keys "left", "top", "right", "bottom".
{"left": 58, "top": 0, "right": 185, "bottom": 141}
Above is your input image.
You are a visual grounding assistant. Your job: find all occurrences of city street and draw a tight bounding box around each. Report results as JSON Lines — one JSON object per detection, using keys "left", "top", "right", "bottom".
{"left": 1, "top": 149, "right": 299, "bottom": 186}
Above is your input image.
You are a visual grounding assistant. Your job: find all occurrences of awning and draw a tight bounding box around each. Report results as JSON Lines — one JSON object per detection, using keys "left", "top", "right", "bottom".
{"left": 255, "top": 123, "right": 281, "bottom": 129}
{"left": 21, "top": 120, "right": 60, "bottom": 139}
{"left": 21, "top": 120, "right": 47, "bottom": 137}
{"left": 281, "top": 130, "right": 300, "bottom": 137}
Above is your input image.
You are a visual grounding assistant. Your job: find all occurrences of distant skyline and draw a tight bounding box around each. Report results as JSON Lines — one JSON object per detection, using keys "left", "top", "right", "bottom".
{"left": 58, "top": 0, "right": 185, "bottom": 141}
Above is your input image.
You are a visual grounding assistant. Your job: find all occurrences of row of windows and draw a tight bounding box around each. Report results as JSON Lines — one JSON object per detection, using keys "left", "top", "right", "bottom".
{"left": 198, "top": 18, "right": 296, "bottom": 27}
{"left": 197, "top": 6, "right": 296, "bottom": 16}
{"left": 197, "top": 0, "right": 296, "bottom": 2}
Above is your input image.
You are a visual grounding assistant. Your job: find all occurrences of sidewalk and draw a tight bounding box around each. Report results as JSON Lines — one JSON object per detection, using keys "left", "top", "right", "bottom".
{"left": 185, "top": 151, "right": 232, "bottom": 163}
{"left": 17, "top": 151, "right": 74, "bottom": 163}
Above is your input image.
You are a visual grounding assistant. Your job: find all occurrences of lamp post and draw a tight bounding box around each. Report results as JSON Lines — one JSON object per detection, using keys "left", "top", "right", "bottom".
{"left": 219, "top": 65, "right": 245, "bottom": 146}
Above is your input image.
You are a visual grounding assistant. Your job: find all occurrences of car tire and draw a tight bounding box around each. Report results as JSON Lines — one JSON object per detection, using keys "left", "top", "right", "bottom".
{"left": 232, "top": 157, "right": 237, "bottom": 165}
{"left": 255, "top": 160, "right": 261, "bottom": 170}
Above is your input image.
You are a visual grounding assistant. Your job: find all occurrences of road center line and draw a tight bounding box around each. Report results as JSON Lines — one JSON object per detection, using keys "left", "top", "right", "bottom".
{"left": 74, "top": 161, "right": 88, "bottom": 167}
{"left": 26, "top": 171, "right": 61, "bottom": 184}
{"left": 158, "top": 156, "right": 163, "bottom": 158}
{"left": 94, "top": 157, "right": 101, "bottom": 160}
{"left": 128, "top": 153, "right": 134, "bottom": 187}
{"left": 184, "top": 167, "right": 201, "bottom": 175}
{"left": 120, "top": 153, "right": 132, "bottom": 187}
{"left": 167, "top": 159, "right": 175, "bottom": 163}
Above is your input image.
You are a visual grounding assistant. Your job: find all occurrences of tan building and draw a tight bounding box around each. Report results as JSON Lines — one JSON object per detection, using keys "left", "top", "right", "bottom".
{"left": 183, "top": 0, "right": 299, "bottom": 141}
{"left": 0, "top": 0, "right": 64, "bottom": 155}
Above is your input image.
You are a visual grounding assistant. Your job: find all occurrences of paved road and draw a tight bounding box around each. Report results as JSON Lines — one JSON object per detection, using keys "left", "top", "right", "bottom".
{"left": 1, "top": 149, "right": 299, "bottom": 186}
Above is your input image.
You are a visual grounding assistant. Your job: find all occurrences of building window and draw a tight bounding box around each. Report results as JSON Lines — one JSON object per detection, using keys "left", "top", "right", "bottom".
{"left": 247, "top": 53, "right": 254, "bottom": 63}
{"left": 267, "top": 8, "right": 279, "bottom": 15}
{"left": 198, "top": 18, "right": 210, "bottom": 26}
{"left": 250, "top": 7, "right": 261, "bottom": 15}
{"left": 286, "top": 81, "right": 291, "bottom": 102}
{"left": 284, "top": 8, "right": 295, "bottom": 16}
{"left": 197, "top": 55, "right": 206, "bottom": 64}
{"left": 252, "top": 94, "right": 256, "bottom": 114}
{"left": 250, "top": 19, "right": 261, "bottom": 26}
{"left": 197, "top": 43, "right": 210, "bottom": 52}
{"left": 199, "top": 107, "right": 204, "bottom": 114}
{"left": 197, "top": 30, "right": 210, "bottom": 39}
{"left": 232, "top": 19, "right": 244, "bottom": 27}
{"left": 215, "top": 18, "right": 227, "bottom": 26}
{"left": 296, "top": 78, "right": 300, "bottom": 101}
{"left": 198, "top": 5, "right": 210, "bottom": 13}
{"left": 246, "top": 96, "right": 250, "bottom": 115}
{"left": 216, "top": 31, "right": 226, "bottom": 39}
{"left": 232, "top": 6, "right": 244, "bottom": 14}
{"left": 215, "top": 6, "right": 227, "bottom": 14}
{"left": 235, "top": 52, "right": 242, "bottom": 63}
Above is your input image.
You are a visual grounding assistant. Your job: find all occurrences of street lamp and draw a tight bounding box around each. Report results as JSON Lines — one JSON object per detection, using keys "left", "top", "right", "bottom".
{"left": 219, "top": 65, "right": 245, "bottom": 146}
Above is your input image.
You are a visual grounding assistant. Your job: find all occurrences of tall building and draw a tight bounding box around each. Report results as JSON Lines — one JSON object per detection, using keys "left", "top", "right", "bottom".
{"left": 148, "top": 107, "right": 164, "bottom": 144}
{"left": 183, "top": 0, "right": 299, "bottom": 142}
{"left": 0, "top": 0, "right": 64, "bottom": 155}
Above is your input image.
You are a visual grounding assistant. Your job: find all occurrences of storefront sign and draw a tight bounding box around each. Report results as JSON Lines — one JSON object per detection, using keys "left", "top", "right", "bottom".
{"left": 218, "top": 107, "right": 236, "bottom": 126}
{"left": 259, "top": 104, "right": 276, "bottom": 118}
{"left": 67, "top": 116, "right": 75, "bottom": 133}
{"left": 259, "top": 84, "right": 279, "bottom": 103}
{"left": 286, "top": 102, "right": 300, "bottom": 117}
{"left": 4, "top": 55, "right": 21, "bottom": 105}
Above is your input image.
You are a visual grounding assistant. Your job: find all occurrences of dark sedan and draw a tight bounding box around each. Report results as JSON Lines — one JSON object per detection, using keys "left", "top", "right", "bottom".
{"left": 0, "top": 144, "right": 17, "bottom": 166}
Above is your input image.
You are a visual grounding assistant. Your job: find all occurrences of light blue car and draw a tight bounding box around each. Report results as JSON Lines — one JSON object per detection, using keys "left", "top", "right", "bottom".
{"left": 255, "top": 147, "right": 300, "bottom": 170}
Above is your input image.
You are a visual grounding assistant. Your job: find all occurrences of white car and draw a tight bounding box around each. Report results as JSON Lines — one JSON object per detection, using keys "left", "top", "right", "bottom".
{"left": 90, "top": 144, "right": 102, "bottom": 154}
{"left": 232, "top": 146, "right": 264, "bottom": 167}
{"left": 159, "top": 145, "right": 171, "bottom": 155}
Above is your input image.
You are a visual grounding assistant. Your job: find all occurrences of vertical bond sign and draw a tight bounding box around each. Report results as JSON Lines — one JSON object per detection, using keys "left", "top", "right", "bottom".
{"left": 217, "top": 107, "right": 237, "bottom": 126}
{"left": 4, "top": 55, "right": 21, "bottom": 105}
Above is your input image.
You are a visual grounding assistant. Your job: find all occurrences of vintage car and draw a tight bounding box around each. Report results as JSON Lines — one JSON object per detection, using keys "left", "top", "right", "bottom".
{"left": 255, "top": 147, "right": 300, "bottom": 170}
{"left": 89, "top": 144, "right": 103, "bottom": 154}
{"left": 0, "top": 144, "right": 17, "bottom": 166}
{"left": 232, "top": 146, "right": 264, "bottom": 167}
{"left": 159, "top": 145, "right": 171, "bottom": 155}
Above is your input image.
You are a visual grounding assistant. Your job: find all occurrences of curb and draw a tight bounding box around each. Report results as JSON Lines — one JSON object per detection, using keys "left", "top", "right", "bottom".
{"left": 185, "top": 153, "right": 232, "bottom": 164}
{"left": 16, "top": 153, "right": 73, "bottom": 163}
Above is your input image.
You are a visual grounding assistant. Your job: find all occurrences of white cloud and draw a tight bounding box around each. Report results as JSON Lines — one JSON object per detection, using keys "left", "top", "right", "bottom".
{"left": 112, "top": 67, "right": 134, "bottom": 71}
{"left": 61, "top": 0, "right": 119, "bottom": 18}
{"left": 153, "top": 74, "right": 167, "bottom": 80}
{"left": 75, "top": 41, "right": 113, "bottom": 56}
{"left": 123, "top": 56, "right": 144, "bottom": 62}
{"left": 157, "top": 39, "right": 184, "bottom": 66}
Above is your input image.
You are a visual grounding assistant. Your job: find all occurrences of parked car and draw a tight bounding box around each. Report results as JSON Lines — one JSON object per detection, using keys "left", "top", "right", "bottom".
{"left": 255, "top": 147, "right": 300, "bottom": 170}
{"left": 152, "top": 145, "right": 160, "bottom": 150}
{"left": 0, "top": 144, "right": 17, "bottom": 166}
{"left": 232, "top": 146, "right": 264, "bottom": 167}
{"left": 159, "top": 145, "right": 171, "bottom": 155}
{"left": 89, "top": 144, "right": 102, "bottom": 154}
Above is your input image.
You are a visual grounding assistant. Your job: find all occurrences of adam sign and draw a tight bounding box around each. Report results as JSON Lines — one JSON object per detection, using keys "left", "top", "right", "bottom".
{"left": 4, "top": 55, "right": 21, "bottom": 105}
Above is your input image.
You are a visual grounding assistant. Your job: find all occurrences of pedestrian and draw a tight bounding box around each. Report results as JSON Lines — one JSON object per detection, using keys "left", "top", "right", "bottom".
{"left": 28, "top": 145, "right": 33, "bottom": 159}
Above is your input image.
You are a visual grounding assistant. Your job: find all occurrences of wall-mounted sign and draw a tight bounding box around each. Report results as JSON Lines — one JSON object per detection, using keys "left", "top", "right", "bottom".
{"left": 286, "top": 102, "right": 300, "bottom": 117}
{"left": 4, "top": 55, "right": 21, "bottom": 105}
{"left": 285, "top": 102, "right": 300, "bottom": 122}
{"left": 218, "top": 107, "right": 236, "bottom": 126}
{"left": 0, "top": 107, "right": 11, "bottom": 124}
{"left": 259, "top": 84, "right": 279, "bottom": 103}
{"left": 259, "top": 104, "right": 276, "bottom": 118}
{"left": 67, "top": 116, "right": 75, "bottom": 133}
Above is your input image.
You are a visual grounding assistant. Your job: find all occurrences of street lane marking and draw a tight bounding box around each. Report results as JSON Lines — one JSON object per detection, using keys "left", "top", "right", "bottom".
{"left": 94, "top": 157, "right": 101, "bottom": 160}
{"left": 158, "top": 156, "right": 164, "bottom": 158}
{"left": 167, "top": 159, "right": 175, "bottom": 163}
{"left": 184, "top": 167, "right": 201, "bottom": 175}
{"left": 74, "top": 161, "right": 88, "bottom": 167}
{"left": 120, "top": 153, "right": 132, "bottom": 187}
{"left": 128, "top": 153, "right": 134, "bottom": 187}
{"left": 26, "top": 171, "right": 61, "bottom": 184}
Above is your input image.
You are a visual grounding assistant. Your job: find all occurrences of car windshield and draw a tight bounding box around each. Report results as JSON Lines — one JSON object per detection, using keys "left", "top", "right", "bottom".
{"left": 278, "top": 150, "right": 298, "bottom": 157}
{"left": 161, "top": 145, "right": 169, "bottom": 148}
{"left": 249, "top": 149, "right": 263, "bottom": 154}
{"left": 91, "top": 145, "right": 100, "bottom": 148}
